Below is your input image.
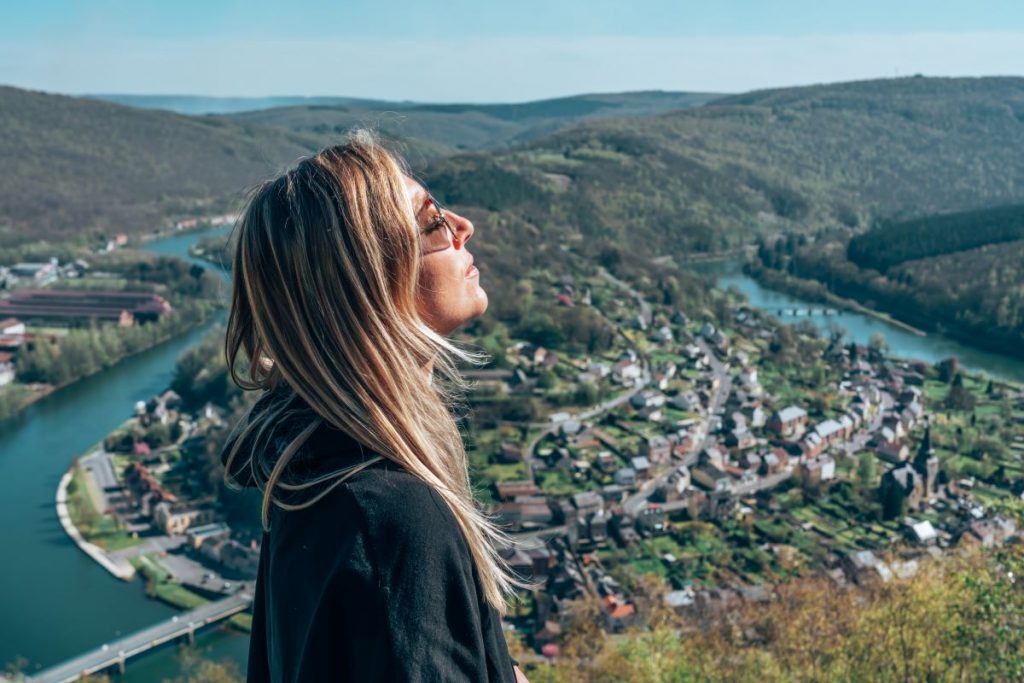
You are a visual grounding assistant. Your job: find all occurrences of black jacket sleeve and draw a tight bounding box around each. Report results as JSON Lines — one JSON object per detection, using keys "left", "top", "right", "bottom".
{"left": 332, "top": 473, "right": 516, "bottom": 682}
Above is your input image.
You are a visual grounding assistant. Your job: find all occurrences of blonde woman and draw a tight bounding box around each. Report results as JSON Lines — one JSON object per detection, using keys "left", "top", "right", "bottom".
{"left": 221, "top": 132, "right": 534, "bottom": 682}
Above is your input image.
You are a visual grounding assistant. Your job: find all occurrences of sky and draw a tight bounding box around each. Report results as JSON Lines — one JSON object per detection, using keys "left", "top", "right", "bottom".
{"left": 2, "top": 0, "right": 1024, "bottom": 102}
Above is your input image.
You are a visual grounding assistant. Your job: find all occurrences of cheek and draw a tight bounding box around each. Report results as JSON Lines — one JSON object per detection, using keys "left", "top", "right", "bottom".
{"left": 416, "top": 265, "right": 442, "bottom": 307}
{"left": 416, "top": 261, "right": 461, "bottom": 316}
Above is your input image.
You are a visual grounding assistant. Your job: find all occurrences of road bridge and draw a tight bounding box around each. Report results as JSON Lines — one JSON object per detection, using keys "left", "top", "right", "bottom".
{"left": 29, "top": 592, "right": 252, "bottom": 683}
{"left": 777, "top": 307, "right": 840, "bottom": 316}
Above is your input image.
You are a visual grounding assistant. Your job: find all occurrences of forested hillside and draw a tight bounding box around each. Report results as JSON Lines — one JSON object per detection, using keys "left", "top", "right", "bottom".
{"left": 749, "top": 200, "right": 1024, "bottom": 358}
{"left": 0, "top": 86, "right": 327, "bottom": 244}
{"left": 848, "top": 203, "right": 1024, "bottom": 272}
{"left": 0, "top": 88, "right": 717, "bottom": 243}
{"left": 424, "top": 76, "right": 1024, "bottom": 260}
{"left": 7, "top": 77, "right": 1024, "bottom": 256}
{"left": 221, "top": 91, "right": 722, "bottom": 155}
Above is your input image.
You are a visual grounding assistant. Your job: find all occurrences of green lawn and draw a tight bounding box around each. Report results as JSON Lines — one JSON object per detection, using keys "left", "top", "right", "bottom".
{"left": 483, "top": 461, "right": 530, "bottom": 483}
{"left": 66, "top": 463, "right": 142, "bottom": 552}
{"left": 537, "top": 469, "right": 584, "bottom": 496}
{"left": 132, "top": 554, "right": 251, "bottom": 633}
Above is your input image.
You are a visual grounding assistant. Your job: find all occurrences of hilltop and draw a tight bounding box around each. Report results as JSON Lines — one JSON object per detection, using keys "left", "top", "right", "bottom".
{"left": 0, "top": 86, "right": 326, "bottom": 244}
{"left": 423, "top": 76, "right": 1024, "bottom": 257}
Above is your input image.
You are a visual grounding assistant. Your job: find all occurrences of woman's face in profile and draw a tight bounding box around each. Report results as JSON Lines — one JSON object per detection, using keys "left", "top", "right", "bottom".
{"left": 403, "top": 175, "right": 488, "bottom": 335}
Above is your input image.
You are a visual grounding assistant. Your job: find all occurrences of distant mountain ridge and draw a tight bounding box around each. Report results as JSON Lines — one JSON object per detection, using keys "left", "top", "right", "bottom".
{"left": 218, "top": 90, "right": 723, "bottom": 154}
{"left": 83, "top": 94, "right": 412, "bottom": 115}
{"left": 5, "top": 77, "right": 1024, "bottom": 253}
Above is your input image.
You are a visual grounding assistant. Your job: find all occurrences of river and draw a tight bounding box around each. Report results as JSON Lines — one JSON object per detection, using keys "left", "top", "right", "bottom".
{"left": 4, "top": 244, "right": 1024, "bottom": 680}
{"left": 0, "top": 226, "right": 248, "bottom": 680}
{"left": 689, "top": 259, "right": 1024, "bottom": 385}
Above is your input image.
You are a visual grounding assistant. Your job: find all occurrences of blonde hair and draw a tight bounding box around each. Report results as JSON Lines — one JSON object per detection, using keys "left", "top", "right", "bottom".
{"left": 222, "top": 130, "right": 533, "bottom": 614}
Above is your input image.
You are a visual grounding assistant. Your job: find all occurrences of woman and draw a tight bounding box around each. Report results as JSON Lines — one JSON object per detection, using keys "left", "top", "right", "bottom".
{"left": 220, "top": 131, "right": 534, "bottom": 682}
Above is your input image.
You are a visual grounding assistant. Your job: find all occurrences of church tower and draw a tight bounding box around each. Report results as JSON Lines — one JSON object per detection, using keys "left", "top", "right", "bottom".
{"left": 913, "top": 419, "right": 940, "bottom": 497}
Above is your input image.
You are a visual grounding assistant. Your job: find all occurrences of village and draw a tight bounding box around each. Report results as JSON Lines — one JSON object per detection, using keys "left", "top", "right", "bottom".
{"left": 0, "top": 230, "right": 230, "bottom": 425}
{"left": 0, "top": 211, "right": 238, "bottom": 394}
{"left": 61, "top": 263, "right": 1024, "bottom": 657}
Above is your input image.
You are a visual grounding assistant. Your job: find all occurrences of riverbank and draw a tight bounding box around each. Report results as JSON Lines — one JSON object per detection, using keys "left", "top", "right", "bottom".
{"left": 61, "top": 440, "right": 254, "bottom": 634}
{"left": 690, "top": 256, "right": 1024, "bottom": 386}
{"left": 135, "top": 216, "right": 236, "bottom": 246}
{"left": 744, "top": 260, "right": 1024, "bottom": 363}
{"left": 0, "top": 309, "right": 219, "bottom": 424}
{"left": 745, "top": 263, "right": 928, "bottom": 337}
{"left": 0, "top": 221, "right": 249, "bottom": 677}
{"left": 129, "top": 555, "right": 252, "bottom": 633}
{"left": 56, "top": 462, "right": 137, "bottom": 581}
{"left": 667, "top": 246, "right": 752, "bottom": 266}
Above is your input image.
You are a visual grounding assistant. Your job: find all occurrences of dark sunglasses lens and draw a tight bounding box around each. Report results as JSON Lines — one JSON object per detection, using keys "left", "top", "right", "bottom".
{"left": 421, "top": 199, "right": 455, "bottom": 251}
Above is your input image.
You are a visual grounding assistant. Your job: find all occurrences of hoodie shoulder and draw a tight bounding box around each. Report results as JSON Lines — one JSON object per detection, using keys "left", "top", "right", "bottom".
{"left": 219, "top": 386, "right": 380, "bottom": 490}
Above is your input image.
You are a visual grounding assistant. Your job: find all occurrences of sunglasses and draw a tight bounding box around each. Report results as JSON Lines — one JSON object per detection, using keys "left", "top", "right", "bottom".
{"left": 418, "top": 194, "right": 462, "bottom": 254}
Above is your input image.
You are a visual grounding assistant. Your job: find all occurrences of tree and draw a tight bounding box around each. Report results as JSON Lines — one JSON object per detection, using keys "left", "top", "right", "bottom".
{"left": 574, "top": 382, "right": 599, "bottom": 406}
{"left": 868, "top": 332, "right": 888, "bottom": 359}
{"left": 936, "top": 357, "right": 960, "bottom": 383}
{"left": 514, "top": 312, "right": 565, "bottom": 348}
{"left": 856, "top": 452, "right": 877, "bottom": 490}
{"left": 171, "top": 647, "right": 243, "bottom": 683}
{"left": 945, "top": 373, "right": 976, "bottom": 411}
{"left": 598, "top": 246, "right": 622, "bottom": 271}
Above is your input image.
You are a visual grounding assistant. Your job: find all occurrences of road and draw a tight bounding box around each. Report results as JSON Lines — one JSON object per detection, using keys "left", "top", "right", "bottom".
{"left": 598, "top": 266, "right": 652, "bottom": 324}
{"left": 623, "top": 338, "right": 731, "bottom": 516}
{"left": 524, "top": 354, "right": 652, "bottom": 473}
{"left": 28, "top": 593, "right": 252, "bottom": 683}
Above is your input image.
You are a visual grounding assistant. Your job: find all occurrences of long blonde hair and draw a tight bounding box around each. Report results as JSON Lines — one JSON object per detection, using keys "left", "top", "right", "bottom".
{"left": 222, "top": 130, "right": 532, "bottom": 614}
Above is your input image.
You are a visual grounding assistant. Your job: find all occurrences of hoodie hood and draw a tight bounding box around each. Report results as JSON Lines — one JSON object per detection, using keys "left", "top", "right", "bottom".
{"left": 220, "top": 385, "right": 379, "bottom": 492}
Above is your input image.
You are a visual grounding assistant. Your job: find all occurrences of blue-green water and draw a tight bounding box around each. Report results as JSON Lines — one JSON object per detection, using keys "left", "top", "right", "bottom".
{"left": 689, "top": 259, "right": 1024, "bottom": 384}
{"left": 0, "top": 227, "right": 248, "bottom": 680}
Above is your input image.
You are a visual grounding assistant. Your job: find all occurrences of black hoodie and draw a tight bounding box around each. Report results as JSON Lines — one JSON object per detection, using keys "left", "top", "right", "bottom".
{"left": 222, "top": 388, "right": 518, "bottom": 682}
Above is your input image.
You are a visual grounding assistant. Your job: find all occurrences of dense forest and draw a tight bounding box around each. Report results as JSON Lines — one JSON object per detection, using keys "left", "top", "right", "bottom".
{"left": 848, "top": 203, "right": 1024, "bottom": 272}
{"left": 749, "top": 206, "right": 1024, "bottom": 358}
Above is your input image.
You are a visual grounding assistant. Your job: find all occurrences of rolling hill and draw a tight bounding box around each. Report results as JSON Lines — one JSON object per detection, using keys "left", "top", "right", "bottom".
{"left": 420, "top": 76, "right": 1024, "bottom": 258}
{"left": 6, "top": 77, "right": 1024, "bottom": 259}
{"left": 0, "top": 87, "right": 719, "bottom": 244}
{"left": 0, "top": 86, "right": 328, "bottom": 244}
{"left": 219, "top": 91, "right": 724, "bottom": 155}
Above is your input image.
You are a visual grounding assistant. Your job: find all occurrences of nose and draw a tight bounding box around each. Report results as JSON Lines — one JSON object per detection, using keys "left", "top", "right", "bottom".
{"left": 451, "top": 211, "right": 474, "bottom": 247}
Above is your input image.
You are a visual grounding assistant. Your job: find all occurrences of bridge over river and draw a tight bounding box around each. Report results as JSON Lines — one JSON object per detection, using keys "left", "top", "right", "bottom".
{"left": 26, "top": 593, "right": 252, "bottom": 683}
{"left": 776, "top": 306, "right": 840, "bottom": 316}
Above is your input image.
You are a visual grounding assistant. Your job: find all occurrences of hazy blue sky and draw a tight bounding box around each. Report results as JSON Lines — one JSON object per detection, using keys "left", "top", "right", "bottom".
{"left": 2, "top": 0, "right": 1023, "bottom": 101}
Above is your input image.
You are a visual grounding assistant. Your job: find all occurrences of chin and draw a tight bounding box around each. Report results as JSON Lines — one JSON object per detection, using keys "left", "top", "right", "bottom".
{"left": 472, "top": 288, "right": 489, "bottom": 319}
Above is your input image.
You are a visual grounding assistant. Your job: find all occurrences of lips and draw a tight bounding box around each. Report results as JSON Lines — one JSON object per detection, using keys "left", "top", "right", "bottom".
{"left": 465, "top": 256, "right": 476, "bottom": 276}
